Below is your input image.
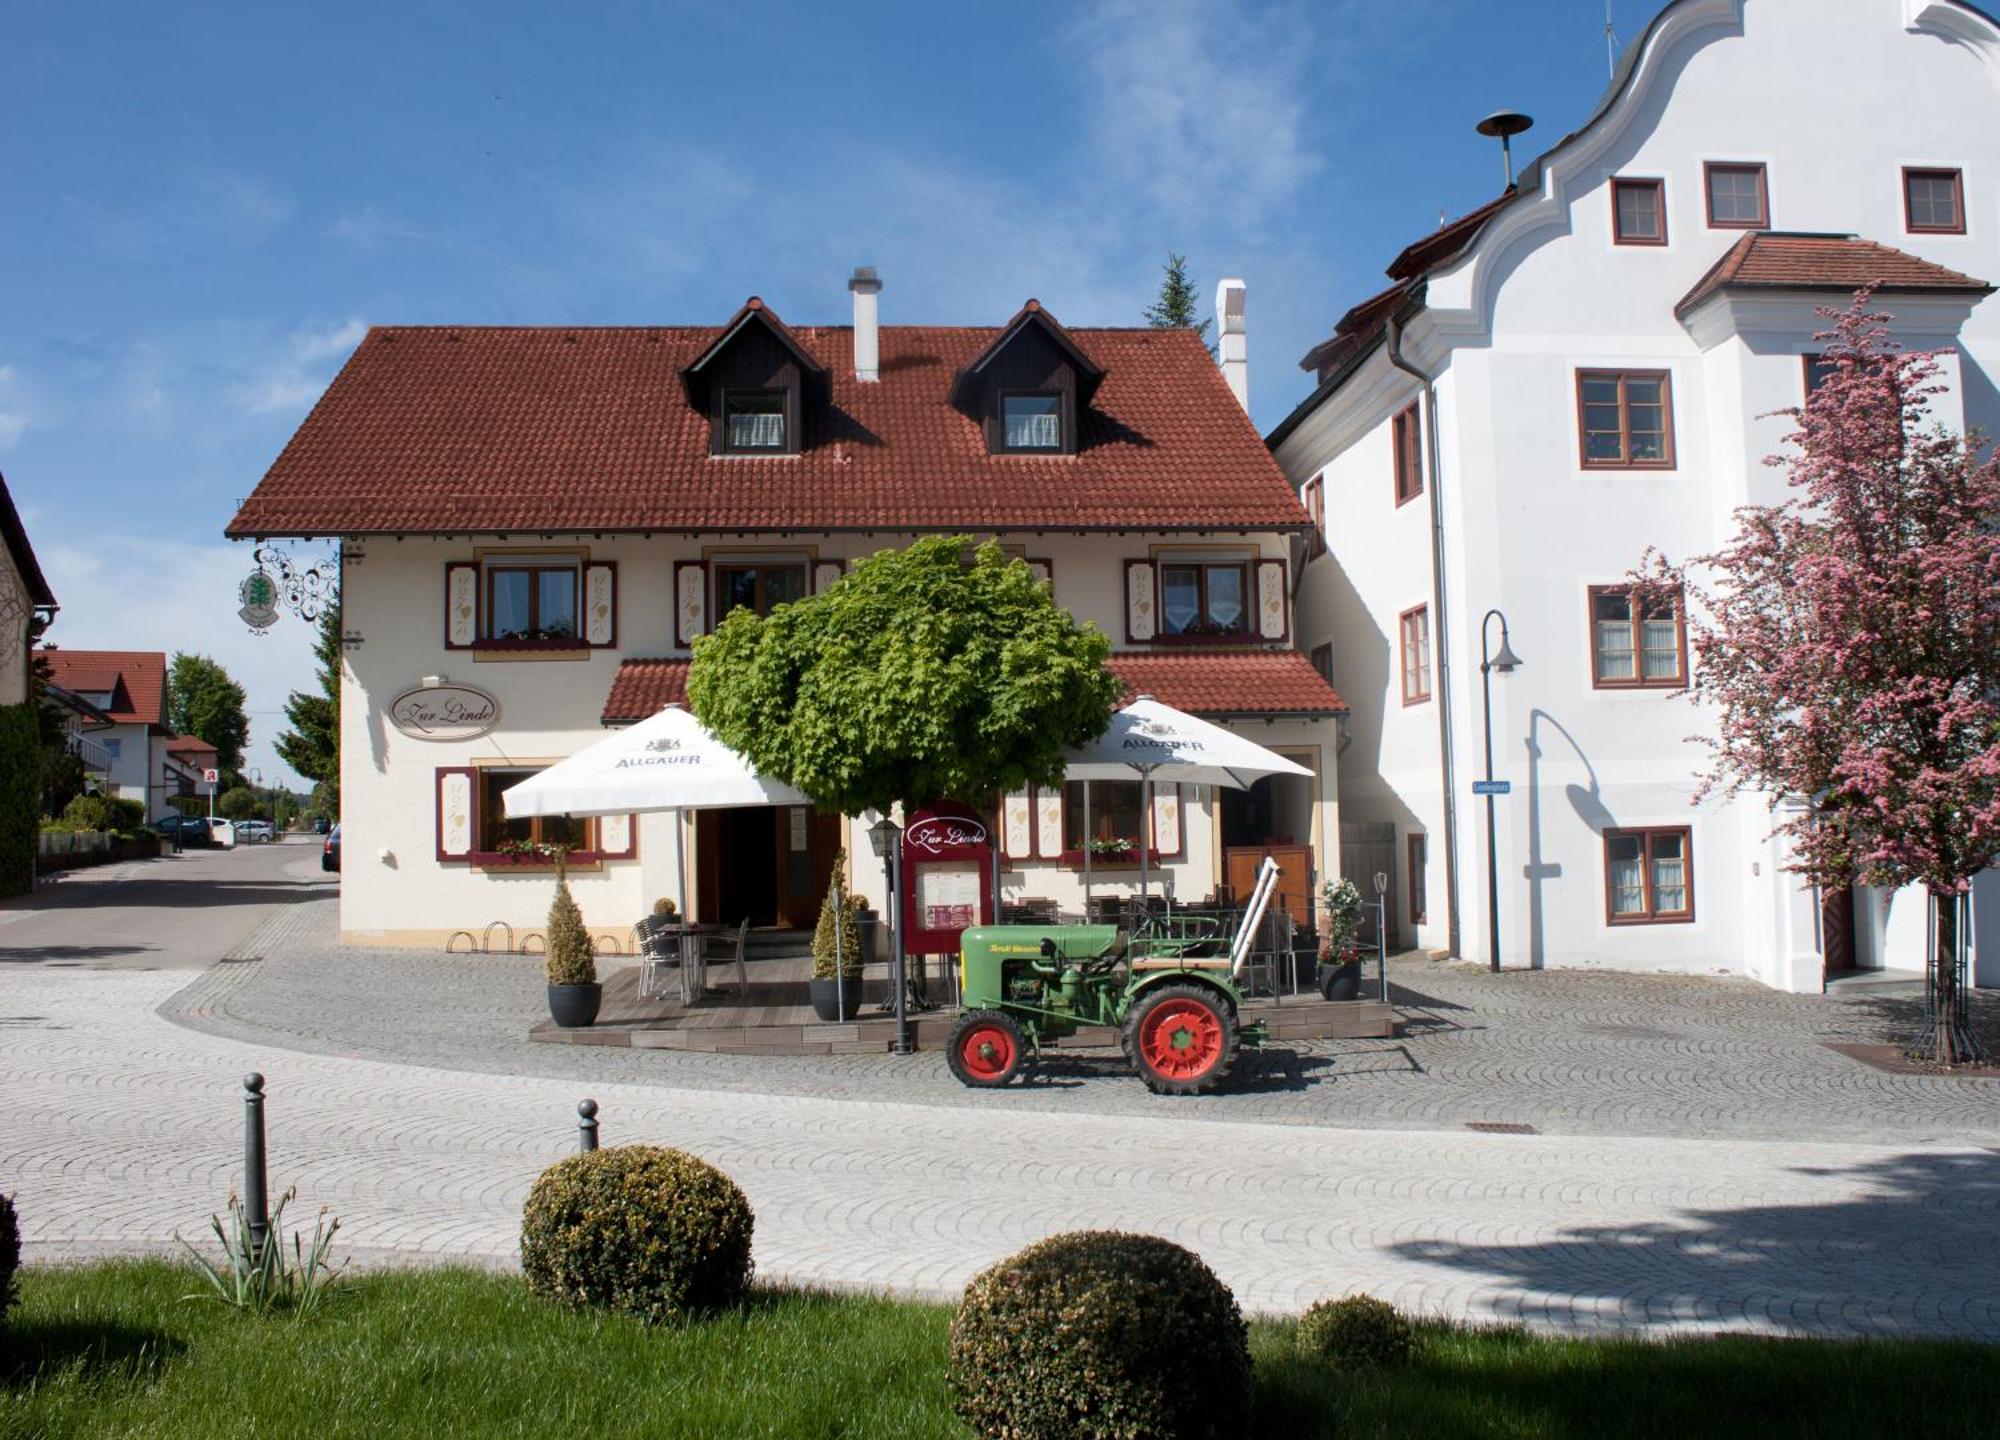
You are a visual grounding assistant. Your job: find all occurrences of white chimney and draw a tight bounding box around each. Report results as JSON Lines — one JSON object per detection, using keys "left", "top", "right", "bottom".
{"left": 1217, "top": 277, "right": 1248, "bottom": 411}
{"left": 849, "top": 266, "right": 882, "bottom": 382}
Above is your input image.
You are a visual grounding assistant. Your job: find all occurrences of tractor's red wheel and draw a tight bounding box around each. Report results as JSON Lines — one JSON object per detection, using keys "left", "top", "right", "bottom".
{"left": 947, "top": 1010, "right": 1026, "bottom": 1088}
{"left": 1123, "top": 984, "right": 1240, "bottom": 1095}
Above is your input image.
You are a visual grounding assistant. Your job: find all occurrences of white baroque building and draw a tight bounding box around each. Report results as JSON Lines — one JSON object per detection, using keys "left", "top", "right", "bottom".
{"left": 1270, "top": 0, "right": 2000, "bottom": 991}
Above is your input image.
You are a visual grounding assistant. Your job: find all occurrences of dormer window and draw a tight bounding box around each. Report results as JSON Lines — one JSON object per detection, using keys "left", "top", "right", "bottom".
{"left": 724, "top": 390, "right": 787, "bottom": 451}
{"left": 1002, "top": 393, "right": 1063, "bottom": 451}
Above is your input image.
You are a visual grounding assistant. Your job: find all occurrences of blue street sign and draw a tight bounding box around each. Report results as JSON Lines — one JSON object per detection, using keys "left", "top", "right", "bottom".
{"left": 1471, "top": 780, "right": 1513, "bottom": 797}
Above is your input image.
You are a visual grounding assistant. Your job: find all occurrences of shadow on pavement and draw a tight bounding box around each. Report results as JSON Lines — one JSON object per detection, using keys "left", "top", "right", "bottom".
{"left": 1386, "top": 1149, "right": 2000, "bottom": 1336}
{"left": 0, "top": 944, "right": 157, "bottom": 964}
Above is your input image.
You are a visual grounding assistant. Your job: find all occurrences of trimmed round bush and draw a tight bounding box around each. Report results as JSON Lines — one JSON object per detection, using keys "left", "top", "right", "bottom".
{"left": 521, "top": 1145, "right": 753, "bottom": 1323}
{"left": 949, "top": 1230, "right": 1251, "bottom": 1440}
{"left": 1, "top": 1191, "right": 19, "bottom": 1331}
{"left": 1297, "top": 1294, "right": 1414, "bottom": 1371}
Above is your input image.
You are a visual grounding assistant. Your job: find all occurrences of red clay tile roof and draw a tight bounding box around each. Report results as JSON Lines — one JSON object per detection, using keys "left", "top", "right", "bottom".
{"left": 35, "top": 649, "right": 169, "bottom": 729}
{"left": 602, "top": 650, "right": 1345, "bottom": 726}
{"left": 166, "top": 734, "right": 217, "bottom": 759}
{"left": 1105, "top": 650, "right": 1346, "bottom": 717}
{"left": 1676, "top": 232, "right": 1992, "bottom": 318}
{"left": 227, "top": 319, "right": 1305, "bottom": 538}
{"left": 1385, "top": 191, "right": 1516, "bottom": 282}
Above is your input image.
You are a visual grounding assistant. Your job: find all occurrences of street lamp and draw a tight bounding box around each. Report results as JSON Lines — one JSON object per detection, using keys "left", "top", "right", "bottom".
{"left": 1479, "top": 609, "right": 1523, "bottom": 974}
{"left": 867, "top": 813, "right": 911, "bottom": 1055}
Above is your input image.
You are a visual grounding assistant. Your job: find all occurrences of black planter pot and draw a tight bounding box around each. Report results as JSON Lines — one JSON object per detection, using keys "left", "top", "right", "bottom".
{"left": 547, "top": 982, "right": 603, "bottom": 1028}
{"left": 1319, "top": 960, "right": 1363, "bottom": 1002}
{"left": 809, "top": 976, "right": 864, "bottom": 1022}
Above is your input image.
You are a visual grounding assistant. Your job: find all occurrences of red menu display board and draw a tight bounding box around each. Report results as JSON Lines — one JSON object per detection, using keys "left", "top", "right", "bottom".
{"left": 900, "top": 801, "right": 995, "bottom": 955}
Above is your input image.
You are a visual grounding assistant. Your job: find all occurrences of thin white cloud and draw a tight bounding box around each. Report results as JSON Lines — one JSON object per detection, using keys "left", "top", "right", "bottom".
{"left": 329, "top": 207, "right": 427, "bottom": 255}
{"left": 229, "top": 317, "right": 367, "bottom": 417}
{"left": 37, "top": 535, "right": 333, "bottom": 790}
{"left": 80, "top": 168, "right": 295, "bottom": 262}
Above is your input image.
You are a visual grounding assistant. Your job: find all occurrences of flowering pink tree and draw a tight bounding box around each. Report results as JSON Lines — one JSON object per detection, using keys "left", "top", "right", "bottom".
{"left": 1640, "top": 292, "right": 2000, "bottom": 1064}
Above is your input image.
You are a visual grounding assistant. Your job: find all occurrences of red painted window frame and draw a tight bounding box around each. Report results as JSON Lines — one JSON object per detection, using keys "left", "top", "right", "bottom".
{"left": 1903, "top": 167, "right": 1966, "bottom": 236}
{"left": 1392, "top": 403, "right": 1423, "bottom": 506}
{"left": 1587, "top": 584, "right": 1688, "bottom": 690}
{"left": 1398, "top": 604, "right": 1431, "bottom": 707}
{"left": 1576, "top": 369, "right": 1676, "bottom": 471}
{"left": 1604, "top": 826, "right": 1695, "bottom": 926}
{"left": 1702, "top": 161, "right": 1768, "bottom": 229}
{"left": 1611, "top": 177, "right": 1668, "bottom": 246}
{"left": 1157, "top": 559, "right": 1255, "bottom": 642}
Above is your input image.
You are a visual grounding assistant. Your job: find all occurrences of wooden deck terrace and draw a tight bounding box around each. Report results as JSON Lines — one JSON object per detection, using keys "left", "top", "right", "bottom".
{"left": 529, "top": 953, "right": 1397, "bottom": 1056}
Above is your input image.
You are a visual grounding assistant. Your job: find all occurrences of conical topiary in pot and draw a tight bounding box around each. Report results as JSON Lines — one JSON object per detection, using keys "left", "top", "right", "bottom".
{"left": 545, "top": 870, "right": 601, "bottom": 1027}
{"left": 808, "top": 857, "right": 865, "bottom": 1022}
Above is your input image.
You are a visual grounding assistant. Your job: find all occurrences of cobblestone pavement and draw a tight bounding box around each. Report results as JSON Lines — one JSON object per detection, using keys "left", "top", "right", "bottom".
{"left": 7, "top": 954, "right": 1998, "bottom": 1336}
{"left": 166, "top": 898, "right": 2000, "bottom": 1147}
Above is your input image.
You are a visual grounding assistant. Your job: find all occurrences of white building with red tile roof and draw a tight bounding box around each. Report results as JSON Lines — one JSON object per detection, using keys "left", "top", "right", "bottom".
{"left": 1270, "top": 0, "right": 2000, "bottom": 991}
{"left": 230, "top": 278, "right": 1348, "bottom": 951}
{"left": 33, "top": 649, "right": 190, "bottom": 818}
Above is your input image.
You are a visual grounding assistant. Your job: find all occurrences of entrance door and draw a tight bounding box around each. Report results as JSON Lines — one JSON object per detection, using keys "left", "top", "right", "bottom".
{"left": 777, "top": 807, "right": 842, "bottom": 929}
{"left": 1821, "top": 883, "right": 1857, "bottom": 982}
{"left": 695, "top": 804, "right": 839, "bottom": 929}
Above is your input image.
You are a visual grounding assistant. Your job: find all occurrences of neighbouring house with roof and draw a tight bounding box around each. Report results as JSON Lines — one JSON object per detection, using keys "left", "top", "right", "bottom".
{"left": 1, "top": 470, "right": 57, "bottom": 710}
{"left": 227, "top": 273, "right": 1346, "bottom": 950}
{"left": 33, "top": 650, "right": 184, "bottom": 820}
{"left": 1269, "top": 0, "right": 2000, "bottom": 991}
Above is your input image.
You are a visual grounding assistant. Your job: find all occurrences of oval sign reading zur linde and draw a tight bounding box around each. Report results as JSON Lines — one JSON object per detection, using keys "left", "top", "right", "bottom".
{"left": 388, "top": 683, "right": 501, "bottom": 741}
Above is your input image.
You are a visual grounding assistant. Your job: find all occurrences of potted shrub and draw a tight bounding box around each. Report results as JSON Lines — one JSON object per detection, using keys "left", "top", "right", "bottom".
{"left": 545, "top": 866, "right": 601, "bottom": 1027}
{"left": 809, "top": 859, "right": 865, "bottom": 1022}
{"left": 1317, "top": 877, "right": 1366, "bottom": 1001}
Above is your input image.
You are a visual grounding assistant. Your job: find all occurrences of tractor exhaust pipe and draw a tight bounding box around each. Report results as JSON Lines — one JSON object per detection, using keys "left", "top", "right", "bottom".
{"left": 1229, "top": 857, "right": 1283, "bottom": 979}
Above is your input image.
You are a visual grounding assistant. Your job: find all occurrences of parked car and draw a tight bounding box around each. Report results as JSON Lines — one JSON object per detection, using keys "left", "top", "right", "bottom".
{"left": 207, "top": 818, "right": 237, "bottom": 848}
{"left": 235, "top": 820, "right": 277, "bottom": 843}
{"left": 322, "top": 824, "right": 341, "bottom": 872}
{"left": 152, "top": 814, "right": 212, "bottom": 848}
{"left": 313, "top": 817, "right": 331, "bottom": 836}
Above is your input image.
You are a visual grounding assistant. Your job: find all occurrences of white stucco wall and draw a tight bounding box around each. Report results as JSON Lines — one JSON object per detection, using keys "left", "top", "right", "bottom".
{"left": 1279, "top": 0, "right": 2000, "bottom": 987}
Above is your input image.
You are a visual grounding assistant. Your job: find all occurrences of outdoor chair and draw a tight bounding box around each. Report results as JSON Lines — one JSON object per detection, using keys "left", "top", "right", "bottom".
{"left": 703, "top": 917, "right": 750, "bottom": 995}
{"left": 634, "top": 916, "right": 679, "bottom": 1001}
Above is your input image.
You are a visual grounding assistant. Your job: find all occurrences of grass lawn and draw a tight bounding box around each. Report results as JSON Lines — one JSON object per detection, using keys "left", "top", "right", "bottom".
{"left": 1, "top": 1261, "right": 1995, "bottom": 1439}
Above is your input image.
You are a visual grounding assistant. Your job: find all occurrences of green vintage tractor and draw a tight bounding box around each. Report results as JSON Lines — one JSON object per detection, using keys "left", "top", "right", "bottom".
{"left": 947, "top": 859, "right": 1288, "bottom": 1096}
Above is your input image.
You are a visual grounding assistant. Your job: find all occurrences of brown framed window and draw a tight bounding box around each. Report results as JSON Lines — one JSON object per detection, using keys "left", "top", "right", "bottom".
{"left": 1310, "top": 642, "right": 1334, "bottom": 684}
{"left": 1605, "top": 827, "right": 1693, "bottom": 924}
{"left": 1590, "top": 585, "right": 1686, "bottom": 688}
{"left": 1160, "top": 561, "right": 1251, "bottom": 638}
{"left": 721, "top": 390, "right": 787, "bottom": 451}
{"left": 1408, "top": 832, "right": 1428, "bottom": 926}
{"left": 1904, "top": 167, "right": 1965, "bottom": 235}
{"left": 1611, "top": 178, "right": 1667, "bottom": 245}
{"left": 1704, "top": 162, "right": 1768, "bottom": 228}
{"left": 1392, "top": 403, "right": 1423, "bottom": 505}
{"left": 1000, "top": 392, "right": 1064, "bottom": 451}
{"left": 483, "top": 562, "right": 580, "bottom": 643}
{"left": 1399, "top": 604, "right": 1431, "bottom": 706}
{"left": 1059, "top": 780, "right": 1178, "bottom": 861}
{"left": 1577, "top": 370, "right": 1674, "bottom": 469}
{"left": 1803, "top": 353, "right": 1839, "bottom": 397}
{"left": 714, "top": 562, "right": 808, "bottom": 623}
{"left": 478, "top": 768, "right": 597, "bottom": 857}
{"left": 1303, "top": 475, "right": 1326, "bottom": 557}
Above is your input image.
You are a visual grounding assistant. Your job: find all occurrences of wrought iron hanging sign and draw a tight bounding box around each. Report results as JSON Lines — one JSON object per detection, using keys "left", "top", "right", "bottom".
{"left": 237, "top": 570, "right": 280, "bottom": 633}
{"left": 243, "top": 542, "right": 339, "bottom": 631}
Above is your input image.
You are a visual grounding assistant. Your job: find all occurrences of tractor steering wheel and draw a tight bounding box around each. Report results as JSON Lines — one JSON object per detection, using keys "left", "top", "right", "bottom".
{"left": 1079, "top": 950, "right": 1124, "bottom": 976}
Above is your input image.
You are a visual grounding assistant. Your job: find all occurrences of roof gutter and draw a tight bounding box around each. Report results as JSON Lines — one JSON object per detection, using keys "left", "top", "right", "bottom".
{"left": 1384, "top": 308, "right": 1462, "bottom": 960}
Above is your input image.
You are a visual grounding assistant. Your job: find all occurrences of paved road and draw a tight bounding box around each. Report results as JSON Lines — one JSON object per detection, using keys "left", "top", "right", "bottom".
{"left": 0, "top": 838, "right": 325, "bottom": 970}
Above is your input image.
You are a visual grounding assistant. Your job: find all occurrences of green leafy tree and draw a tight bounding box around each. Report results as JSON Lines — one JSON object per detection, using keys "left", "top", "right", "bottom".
{"left": 276, "top": 606, "right": 340, "bottom": 810}
{"left": 216, "top": 785, "right": 258, "bottom": 821}
{"left": 688, "top": 536, "right": 1121, "bottom": 816}
{"left": 168, "top": 653, "right": 249, "bottom": 775}
{"left": 1143, "top": 252, "right": 1213, "bottom": 354}
{"left": 27, "top": 624, "right": 87, "bottom": 818}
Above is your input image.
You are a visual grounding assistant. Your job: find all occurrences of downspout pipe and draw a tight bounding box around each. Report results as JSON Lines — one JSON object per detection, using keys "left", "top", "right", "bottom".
{"left": 1385, "top": 312, "right": 1463, "bottom": 959}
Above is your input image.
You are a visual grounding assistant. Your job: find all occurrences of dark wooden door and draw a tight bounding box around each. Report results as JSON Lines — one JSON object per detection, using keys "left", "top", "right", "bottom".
{"left": 776, "top": 806, "right": 841, "bottom": 929}
{"left": 1821, "top": 883, "right": 1856, "bottom": 980}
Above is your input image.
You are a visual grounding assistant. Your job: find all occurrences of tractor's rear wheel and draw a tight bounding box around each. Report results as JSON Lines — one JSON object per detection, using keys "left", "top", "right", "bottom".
{"left": 948, "top": 1010, "right": 1027, "bottom": 1088}
{"left": 1122, "top": 984, "right": 1239, "bottom": 1095}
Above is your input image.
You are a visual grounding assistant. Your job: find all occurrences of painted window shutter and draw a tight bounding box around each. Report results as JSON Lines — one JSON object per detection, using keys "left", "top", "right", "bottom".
{"left": 583, "top": 562, "right": 617, "bottom": 647}
{"left": 597, "top": 813, "right": 637, "bottom": 859}
{"left": 1151, "top": 784, "right": 1183, "bottom": 858}
{"left": 1124, "top": 559, "right": 1157, "bottom": 642}
{"left": 1001, "top": 790, "right": 1034, "bottom": 860}
{"left": 444, "top": 563, "right": 478, "bottom": 649}
{"left": 1255, "top": 559, "right": 1288, "bottom": 641}
{"left": 436, "top": 767, "right": 477, "bottom": 861}
{"left": 674, "top": 561, "right": 707, "bottom": 648}
{"left": 813, "top": 560, "right": 845, "bottom": 594}
{"left": 1034, "top": 786, "right": 1064, "bottom": 859}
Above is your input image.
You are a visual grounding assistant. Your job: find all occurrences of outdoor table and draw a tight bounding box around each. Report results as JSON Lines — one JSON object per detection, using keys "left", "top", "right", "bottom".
{"left": 670, "top": 923, "right": 717, "bottom": 1003}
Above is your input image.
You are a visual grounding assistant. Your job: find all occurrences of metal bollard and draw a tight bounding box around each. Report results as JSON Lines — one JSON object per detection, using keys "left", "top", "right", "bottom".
{"left": 243, "top": 1073, "right": 270, "bottom": 1259}
{"left": 577, "top": 1098, "right": 599, "bottom": 1153}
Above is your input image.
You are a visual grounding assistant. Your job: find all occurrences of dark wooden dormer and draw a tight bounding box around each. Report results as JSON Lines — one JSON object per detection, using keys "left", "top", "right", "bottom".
{"left": 950, "top": 300, "right": 1105, "bottom": 456}
{"left": 679, "top": 297, "right": 827, "bottom": 456}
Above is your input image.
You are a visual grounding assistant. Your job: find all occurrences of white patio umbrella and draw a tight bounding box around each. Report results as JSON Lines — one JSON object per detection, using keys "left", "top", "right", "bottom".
{"left": 1061, "top": 694, "right": 1313, "bottom": 908}
{"left": 503, "top": 703, "right": 807, "bottom": 917}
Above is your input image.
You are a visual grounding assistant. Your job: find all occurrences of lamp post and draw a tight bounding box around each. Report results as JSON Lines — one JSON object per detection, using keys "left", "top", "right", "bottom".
{"left": 868, "top": 813, "right": 911, "bottom": 1055}
{"left": 1479, "top": 609, "right": 1523, "bottom": 974}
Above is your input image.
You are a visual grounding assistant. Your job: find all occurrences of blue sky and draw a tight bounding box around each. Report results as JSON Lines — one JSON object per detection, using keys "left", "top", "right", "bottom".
{"left": 3, "top": 0, "right": 1637, "bottom": 786}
